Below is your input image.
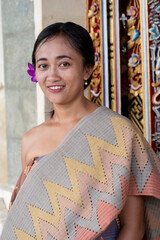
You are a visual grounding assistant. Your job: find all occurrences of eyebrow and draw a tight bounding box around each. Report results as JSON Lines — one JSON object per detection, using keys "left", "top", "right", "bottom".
{"left": 56, "top": 55, "right": 72, "bottom": 60}
{"left": 36, "top": 55, "right": 72, "bottom": 63}
{"left": 36, "top": 58, "right": 47, "bottom": 63}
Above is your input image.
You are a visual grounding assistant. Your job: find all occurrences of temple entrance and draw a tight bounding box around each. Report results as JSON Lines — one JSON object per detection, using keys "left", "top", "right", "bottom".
{"left": 87, "top": 0, "right": 160, "bottom": 156}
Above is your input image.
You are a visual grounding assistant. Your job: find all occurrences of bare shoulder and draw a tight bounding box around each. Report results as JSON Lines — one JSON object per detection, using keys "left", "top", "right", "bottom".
{"left": 21, "top": 121, "right": 48, "bottom": 169}
{"left": 21, "top": 126, "right": 39, "bottom": 151}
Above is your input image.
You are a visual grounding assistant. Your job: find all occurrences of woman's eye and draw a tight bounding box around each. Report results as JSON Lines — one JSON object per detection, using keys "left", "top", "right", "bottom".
{"left": 38, "top": 64, "right": 47, "bottom": 69}
{"left": 60, "top": 62, "right": 70, "bottom": 67}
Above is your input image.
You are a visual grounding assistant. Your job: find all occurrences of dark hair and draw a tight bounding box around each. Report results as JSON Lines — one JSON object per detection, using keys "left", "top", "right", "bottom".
{"left": 32, "top": 22, "right": 95, "bottom": 89}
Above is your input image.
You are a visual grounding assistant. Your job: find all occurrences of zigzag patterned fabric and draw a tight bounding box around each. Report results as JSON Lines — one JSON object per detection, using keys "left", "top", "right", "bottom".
{"left": 1, "top": 107, "right": 160, "bottom": 240}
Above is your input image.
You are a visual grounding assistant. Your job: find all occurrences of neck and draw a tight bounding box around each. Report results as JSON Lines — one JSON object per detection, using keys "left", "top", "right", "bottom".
{"left": 52, "top": 97, "right": 97, "bottom": 124}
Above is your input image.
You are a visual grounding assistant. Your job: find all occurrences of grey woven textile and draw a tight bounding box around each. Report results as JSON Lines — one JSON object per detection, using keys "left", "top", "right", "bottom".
{"left": 1, "top": 106, "right": 160, "bottom": 240}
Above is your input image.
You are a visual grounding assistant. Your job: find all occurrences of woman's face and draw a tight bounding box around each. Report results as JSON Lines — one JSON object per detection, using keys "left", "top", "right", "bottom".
{"left": 35, "top": 35, "right": 92, "bottom": 106}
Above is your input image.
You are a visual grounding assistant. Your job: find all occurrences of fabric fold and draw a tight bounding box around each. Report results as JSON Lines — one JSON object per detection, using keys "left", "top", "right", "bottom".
{"left": 1, "top": 107, "right": 160, "bottom": 240}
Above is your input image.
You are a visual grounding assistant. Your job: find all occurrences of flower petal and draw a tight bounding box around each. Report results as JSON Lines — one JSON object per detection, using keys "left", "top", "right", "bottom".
{"left": 28, "top": 62, "right": 33, "bottom": 69}
{"left": 31, "top": 76, "right": 38, "bottom": 83}
{"left": 27, "top": 62, "right": 37, "bottom": 83}
{"left": 27, "top": 70, "right": 35, "bottom": 76}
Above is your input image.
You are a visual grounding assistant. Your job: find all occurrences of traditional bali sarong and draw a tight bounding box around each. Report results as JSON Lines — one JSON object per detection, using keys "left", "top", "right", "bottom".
{"left": 1, "top": 106, "right": 160, "bottom": 240}
{"left": 9, "top": 157, "right": 121, "bottom": 240}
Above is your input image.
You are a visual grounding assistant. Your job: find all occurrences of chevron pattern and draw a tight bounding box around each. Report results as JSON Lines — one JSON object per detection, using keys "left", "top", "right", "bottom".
{"left": 1, "top": 107, "right": 160, "bottom": 240}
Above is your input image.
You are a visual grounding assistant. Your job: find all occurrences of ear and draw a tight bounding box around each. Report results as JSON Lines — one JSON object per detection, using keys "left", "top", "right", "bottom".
{"left": 83, "top": 65, "right": 94, "bottom": 81}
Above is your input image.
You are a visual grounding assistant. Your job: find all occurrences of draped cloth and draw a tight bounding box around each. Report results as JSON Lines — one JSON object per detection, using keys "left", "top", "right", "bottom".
{"left": 8, "top": 157, "right": 121, "bottom": 240}
{"left": 1, "top": 106, "right": 160, "bottom": 240}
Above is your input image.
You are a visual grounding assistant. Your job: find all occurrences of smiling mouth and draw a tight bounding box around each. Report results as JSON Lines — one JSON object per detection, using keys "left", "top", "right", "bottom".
{"left": 49, "top": 86, "right": 64, "bottom": 90}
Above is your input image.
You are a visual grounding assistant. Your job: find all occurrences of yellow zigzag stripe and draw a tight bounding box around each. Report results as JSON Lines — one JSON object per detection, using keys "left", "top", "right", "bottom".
{"left": 15, "top": 203, "right": 58, "bottom": 240}
{"left": 43, "top": 143, "right": 108, "bottom": 217}
{"left": 14, "top": 228, "right": 35, "bottom": 240}
{"left": 96, "top": 116, "right": 130, "bottom": 158}
{"left": 15, "top": 115, "right": 140, "bottom": 239}
{"left": 110, "top": 116, "right": 145, "bottom": 151}
{"left": 28, "top": 204, "right": 57, "bottom": 239}
{"left": 41, "top": 143, "right": 108, "bottom": 232}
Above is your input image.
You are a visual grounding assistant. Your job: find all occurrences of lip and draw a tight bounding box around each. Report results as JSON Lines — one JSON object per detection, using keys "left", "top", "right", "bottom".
{"left": 47, "top": 85, "right": 65, "bottom": 93}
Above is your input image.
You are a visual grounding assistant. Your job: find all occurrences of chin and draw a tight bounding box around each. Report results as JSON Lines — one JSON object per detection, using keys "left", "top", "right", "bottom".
{"left": 48, "top": 98, "right": 67, "bottom": 105}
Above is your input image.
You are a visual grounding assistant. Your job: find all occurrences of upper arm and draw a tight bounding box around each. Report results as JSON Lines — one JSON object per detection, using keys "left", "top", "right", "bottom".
{"left": 119, "top": 196, "right": 145, "bottom": 239}
{"left": 21, "top": 134, "right": 28, "bottom": 170}
{"left": 21, "top": 130, "right": 34, "bottom": 170}
{"left": 21, "top": 126, "right": 39, "bottom": 170}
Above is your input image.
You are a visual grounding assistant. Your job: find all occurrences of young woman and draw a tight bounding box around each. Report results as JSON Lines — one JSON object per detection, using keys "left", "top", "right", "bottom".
{"left": 1, "top": 22, "right": 160, "bottom": 240}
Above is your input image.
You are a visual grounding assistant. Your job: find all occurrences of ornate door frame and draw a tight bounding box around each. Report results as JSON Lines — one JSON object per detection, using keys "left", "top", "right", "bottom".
{"left": 87, "top": 0, "right": 160, "bottom": 156}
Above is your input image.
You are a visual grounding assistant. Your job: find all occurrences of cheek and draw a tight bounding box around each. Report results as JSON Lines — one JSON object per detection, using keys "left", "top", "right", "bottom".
{"left": 35, "top": 71, "right": 44, "bottom": 82}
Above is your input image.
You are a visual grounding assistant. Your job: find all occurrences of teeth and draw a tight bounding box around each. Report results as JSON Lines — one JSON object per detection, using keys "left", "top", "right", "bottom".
{"left": 49, "top": 86, "right": 63, "bottom": 90}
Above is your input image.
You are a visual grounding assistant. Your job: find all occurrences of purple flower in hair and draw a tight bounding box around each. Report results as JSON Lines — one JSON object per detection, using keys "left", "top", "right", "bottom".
{"left": 27, "top": 62, "right": 38, "bottom": 83}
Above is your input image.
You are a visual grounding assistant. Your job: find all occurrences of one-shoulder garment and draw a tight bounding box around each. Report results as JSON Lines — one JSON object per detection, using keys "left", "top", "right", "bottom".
{"left": 1, "top": 106, "right": 160, "bottom": 240}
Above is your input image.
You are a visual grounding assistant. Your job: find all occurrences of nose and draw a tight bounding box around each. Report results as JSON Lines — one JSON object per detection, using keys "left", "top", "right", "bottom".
{"left": 47, "top": 65, "right": 60, "bottom": 81}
